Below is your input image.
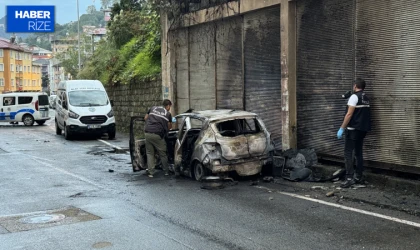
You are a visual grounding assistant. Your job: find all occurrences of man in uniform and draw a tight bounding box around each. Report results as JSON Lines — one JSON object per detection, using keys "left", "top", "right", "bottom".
{"left": 337, "top": 78, "right": 371, "bottom": 188}
{"left": 144, "top": 99, "right": 173, "bottom": 178}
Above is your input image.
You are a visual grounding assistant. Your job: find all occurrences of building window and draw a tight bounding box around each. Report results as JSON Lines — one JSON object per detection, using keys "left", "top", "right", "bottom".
{"left": 0, "top": 64, "right": 4, "bottom": 71}
{"left": 0, "top": 49, "right": 3, "bottom": 57}
{"left": 11, "top": 79, "right": 14, "bottom": 86}
{"left": 10, "top": 51, "right": 14, "bottom": 59}
{"left": 29, "top": 66, "right": 31, "bottom": 72}
{"left": 20, "top": 65, "right": 23, "bottom": 72}
{"left": 0, "top": 78, "right": 4, "bottom": 86}
{"left": 10, "top": 64, "right": 14, "bottom": 72}
{"left": 24, "top": 66, "right": 27, "bottom": 72}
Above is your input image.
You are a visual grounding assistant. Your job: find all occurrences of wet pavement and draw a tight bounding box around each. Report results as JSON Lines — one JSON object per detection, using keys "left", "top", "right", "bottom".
{"left": 1, "top": 114, "right": 420, "bottom": 250}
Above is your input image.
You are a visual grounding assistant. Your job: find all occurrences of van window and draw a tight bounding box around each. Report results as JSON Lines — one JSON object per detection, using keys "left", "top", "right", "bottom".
{"left": 68, "top": 90, "right": 108, "bottom": 107}
{"left": 18, "top": 96, "right": 33, "bottom": 104}
{"left": 38, "top": 95, "right": 49, "bottom": 106}
{"left": 3, "top": 97, "right": 15, "bottom": 106}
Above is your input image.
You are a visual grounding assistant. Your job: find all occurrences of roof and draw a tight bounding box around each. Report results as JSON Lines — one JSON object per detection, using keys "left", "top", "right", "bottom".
{"left": 0, "top": 38, "right": 24, "bottom": 51}
{"left": 1, "top": 92, "right": 47, "bottom": 97}
{"left": 178, "top": 109, "right": 258, "bottom": 121}
{"left": 33, "top": 59, "right": 50, "bottom": 65}
{"left": 58, "top": 80, "right": 105, "bottom": 91}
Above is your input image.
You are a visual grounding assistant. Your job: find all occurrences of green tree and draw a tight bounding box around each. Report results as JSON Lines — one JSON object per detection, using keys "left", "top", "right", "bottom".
{"left": 57, "top": 48, "right": 87, "bottom": 79}
{"left": 86, "top": 5, "right": 97, "bottom": 14}
{"left": 101, "top": 0, "right": 112, "bottom": 9}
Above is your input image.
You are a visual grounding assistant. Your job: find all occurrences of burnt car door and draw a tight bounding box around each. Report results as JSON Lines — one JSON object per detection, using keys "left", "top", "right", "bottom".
{"left": 174, "top": 116, "right": 191, "bottom": 167}
{"left": 129, "top": 116, "right": 179, "bottom": 172}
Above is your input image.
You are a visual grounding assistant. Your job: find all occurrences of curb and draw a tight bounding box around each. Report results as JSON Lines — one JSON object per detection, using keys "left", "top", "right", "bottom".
{"left": 312, "top": 164, "right": 420, "bottom": 196}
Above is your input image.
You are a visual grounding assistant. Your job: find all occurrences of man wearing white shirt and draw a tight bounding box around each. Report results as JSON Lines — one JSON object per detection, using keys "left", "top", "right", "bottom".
{"left": 337, "top": 79, "right": 371, "bottom": 188}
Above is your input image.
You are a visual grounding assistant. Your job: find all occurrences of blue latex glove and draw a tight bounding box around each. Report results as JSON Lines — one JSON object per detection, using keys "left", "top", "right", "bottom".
{"left": 337, "top": 128, "right": 345, "bottom": 139}
{"left": 172, "top": 117, "right": 176, "bottom": 123}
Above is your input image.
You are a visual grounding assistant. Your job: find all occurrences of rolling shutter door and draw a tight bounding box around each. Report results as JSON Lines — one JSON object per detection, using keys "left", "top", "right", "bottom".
{"left": 296, "top": 0, "right": 355, "bottom": 157}
{"left": 356, "top": 1, "right": 420, "bottom": 168}
{"left": 189, "top": 23, "right": 216, "bottom": 111}
{"left": 244, "top": 7, "right": 282, "bottom": 148}
{"left": 216, "top": 17, "right": 244, "bottom": 110}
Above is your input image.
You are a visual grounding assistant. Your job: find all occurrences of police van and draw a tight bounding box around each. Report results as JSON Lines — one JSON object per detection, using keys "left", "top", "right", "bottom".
{"left": 0, "top": 92, "right": 50, "bottom": 126}
{"left": 55, "top": 80, "right": 116, "bottom": 140}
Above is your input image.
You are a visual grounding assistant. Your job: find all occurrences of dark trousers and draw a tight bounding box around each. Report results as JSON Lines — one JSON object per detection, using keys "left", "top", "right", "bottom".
{"left": 145, "top": 133, "right": 169, "bottom": 175}
{"left": 344, "top": 129, "right": 367, "bottom": 179}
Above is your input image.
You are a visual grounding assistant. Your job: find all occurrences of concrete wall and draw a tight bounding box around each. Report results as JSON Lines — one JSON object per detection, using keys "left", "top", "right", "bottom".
{"left": 105, "top": 78, "right": 162, "bottom": 134}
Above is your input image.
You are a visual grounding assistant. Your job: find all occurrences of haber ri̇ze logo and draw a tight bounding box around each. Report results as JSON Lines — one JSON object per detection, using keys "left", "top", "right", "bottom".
{"left": 6, "top": 6, "right": 55, "bottom": 33}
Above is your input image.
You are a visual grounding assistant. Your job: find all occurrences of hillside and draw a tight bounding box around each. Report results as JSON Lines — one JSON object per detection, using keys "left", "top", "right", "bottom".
{"left": 0, "top": 10, "right": 106, "bottom": 48}
{"left": 0, "top": 16, "right": 31, "bottom": 40}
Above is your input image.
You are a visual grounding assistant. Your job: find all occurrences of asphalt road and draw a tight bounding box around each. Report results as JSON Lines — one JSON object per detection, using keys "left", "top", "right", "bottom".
{"left": 0, "top": 116, "right": 419, "bottom": 250}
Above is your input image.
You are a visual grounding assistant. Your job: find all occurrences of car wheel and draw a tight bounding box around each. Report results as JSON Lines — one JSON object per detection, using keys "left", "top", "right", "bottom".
{"left": 55, "top": 120, "right": 62, "bottom": 135}
{"left": 36, "top": 120, "right": 46, "bottom": 126}
{"left": 22, "top": 114, "right": 35, "bottom": 126}
{"left": 194, "top": 162, "right": 210, "bottom": 181}
{"left": 108, "top": 130, "right": 116, "bottom": 140}
{"left": 64, "top": 125, "right": 72, "bottom": 140}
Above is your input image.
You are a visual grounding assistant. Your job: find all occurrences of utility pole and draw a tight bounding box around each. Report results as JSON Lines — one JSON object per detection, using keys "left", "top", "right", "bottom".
{"left": 77, "top": 0, "right": 81, "bottom": 72}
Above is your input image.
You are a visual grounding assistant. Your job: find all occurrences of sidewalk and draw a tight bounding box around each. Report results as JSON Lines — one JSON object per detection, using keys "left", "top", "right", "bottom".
{"left": 267, "top": 164, "right": 420, "bottom": 218}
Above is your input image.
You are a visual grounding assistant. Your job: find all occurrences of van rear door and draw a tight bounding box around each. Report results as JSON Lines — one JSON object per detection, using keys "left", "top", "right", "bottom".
{"left": 38, "top": 94, "right": 49, "bottom": 118}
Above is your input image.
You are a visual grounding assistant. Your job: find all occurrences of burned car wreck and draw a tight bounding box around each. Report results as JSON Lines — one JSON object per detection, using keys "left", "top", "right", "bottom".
{"left": 130, "top": 110, "right": 274, "bottom": 180}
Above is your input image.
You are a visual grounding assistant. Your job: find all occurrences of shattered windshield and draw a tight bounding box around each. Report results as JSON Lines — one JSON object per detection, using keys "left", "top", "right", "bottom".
{"left": 216, "top": 118, "right": 261, "bottom": 137}
{"left": 68, "top": 90, "right": 108, "bottom": 107}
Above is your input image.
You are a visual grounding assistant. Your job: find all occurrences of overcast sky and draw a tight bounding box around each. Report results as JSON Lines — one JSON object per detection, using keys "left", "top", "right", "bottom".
{"left": 1, "top": 0, "right": 103, "bottom": 24}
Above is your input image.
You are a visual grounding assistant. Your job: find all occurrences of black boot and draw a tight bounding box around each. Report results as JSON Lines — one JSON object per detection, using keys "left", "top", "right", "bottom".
{"left": 354, "top": 175, "right": 365, "bottom": 185}
{"left": 340, "top": 178, "right": 355, "bottom": 188}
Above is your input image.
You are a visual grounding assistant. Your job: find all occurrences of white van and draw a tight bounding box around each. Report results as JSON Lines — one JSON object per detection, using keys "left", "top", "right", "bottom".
{"left": 0, "top": 92, "right": 50, "bottom": 126}
{"left": 55, "top": 80, "right": 116, "bottom": 140}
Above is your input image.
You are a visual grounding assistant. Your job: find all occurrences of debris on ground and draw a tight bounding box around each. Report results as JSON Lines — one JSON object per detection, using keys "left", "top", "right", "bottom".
{"left": 250, "top": 180, "right": 259, "bottom": 186}
{"left": 201, "top": 176, "right": 224, "bottom": 190}
{"left": 269, "top": 197, "right": 274, "bottom": 200}
{"left": 69, "top": 192, "right": 83, "bottom": 198}
{"left": 311, "top": 186, "right": 328, "bottom": 191}
{"left": 326, "top": 191, "right": 335, "bottom": 197}
{"left": 108, "top": 169, "right": 114, "bottom": 173}
{"left": 263, "top": 176, "right": 274, "bottom": 182}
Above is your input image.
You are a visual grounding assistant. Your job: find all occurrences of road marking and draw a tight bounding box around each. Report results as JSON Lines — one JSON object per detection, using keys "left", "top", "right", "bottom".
{"left": 256, "top": 186, "right": 420, "bottom": 229}
{"left": 97, "top": 139, "right": 123, "bottom": 150}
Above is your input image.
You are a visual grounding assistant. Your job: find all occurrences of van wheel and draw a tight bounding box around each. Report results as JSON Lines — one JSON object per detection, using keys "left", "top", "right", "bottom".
{"left": 64, "top": 126, "right": 72, "bottom": 140}
{"left": 55, "top": 120, "right": 62, "bottom": 135}
{"left": 22, "top": 115, "right": 35, "bottom": 126}
{"left": 194, "top": 162, "right": 210, "bottom": 181}
{"left": 36, "top": 121, "right": 46, "bottom": 126}
{"left": 108, "top": 130, "right": 116, "bottom": 140}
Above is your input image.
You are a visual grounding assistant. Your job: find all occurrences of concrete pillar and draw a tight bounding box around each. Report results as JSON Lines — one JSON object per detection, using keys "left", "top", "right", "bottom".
{"left": 161, "top": 12, "right": 177, "bottom": 114}
{"left": 280, "top": 0, "right": 297, "bottom": 150}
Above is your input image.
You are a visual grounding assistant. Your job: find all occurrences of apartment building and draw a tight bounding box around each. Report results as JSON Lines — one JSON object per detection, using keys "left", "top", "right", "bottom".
{"left": 0, "top": 38, "right": 42, "bottom": 93}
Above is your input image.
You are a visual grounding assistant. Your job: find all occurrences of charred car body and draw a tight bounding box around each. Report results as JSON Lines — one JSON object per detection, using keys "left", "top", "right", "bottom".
{"left": 130, "top": 110, "right": 274, "bottom": 180}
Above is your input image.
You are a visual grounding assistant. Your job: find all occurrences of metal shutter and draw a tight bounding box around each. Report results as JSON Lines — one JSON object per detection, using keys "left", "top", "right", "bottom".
{"left": 216, "top": 17, "right": 244, "bottom": 110}
{"left": 356, "top": 0, "right": 420, "bottom": 168}
{"left": 296, "top": 0, "right": 355, "bottom": 157}
{"left": 189, "top": 23, "right": 216, "bottom": 111}
{"left": 174, "top": 29, "right": 190, "bottom": 114}
{"left": 244, "top": 6, "right": 282, "bottom": 149}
